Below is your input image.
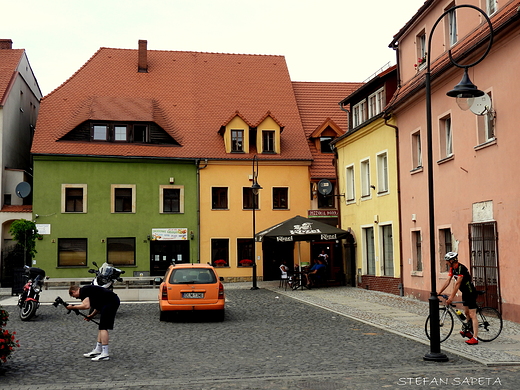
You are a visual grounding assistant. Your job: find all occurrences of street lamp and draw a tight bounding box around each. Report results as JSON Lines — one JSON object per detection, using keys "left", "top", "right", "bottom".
{"left": 251, "top": 155, "right": 262, "bottom": 290}
{"left": 423, "top": 5, "right": 493, "bottom": 362}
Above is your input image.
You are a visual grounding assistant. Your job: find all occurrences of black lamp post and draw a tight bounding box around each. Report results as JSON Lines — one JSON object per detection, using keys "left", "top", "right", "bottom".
{"left": 423, "top": 5, "right": 493, "bottom": 362}
{"left": 251, "top": 155, "right": 262, "bottom": 290}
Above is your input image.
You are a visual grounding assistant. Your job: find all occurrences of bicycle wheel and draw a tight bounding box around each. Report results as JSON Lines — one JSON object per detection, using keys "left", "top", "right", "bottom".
{"left": 476, "top": 307, "right": 502, "bottom": 342}
{"left": 425, "top": 308, "right": 454, "bottom": 343}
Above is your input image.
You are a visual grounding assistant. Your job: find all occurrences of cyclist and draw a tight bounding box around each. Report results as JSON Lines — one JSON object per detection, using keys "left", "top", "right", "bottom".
{"left": 438, "top": 252, "right": 479, "bottom": 345}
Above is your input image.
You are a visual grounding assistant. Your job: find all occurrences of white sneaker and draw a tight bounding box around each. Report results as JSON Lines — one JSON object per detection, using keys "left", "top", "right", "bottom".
{"left": 91, "top": 353, "right": 109, "bottom": 361}
{"left": 83, "top": 350, "right": 101, "bottom": 358}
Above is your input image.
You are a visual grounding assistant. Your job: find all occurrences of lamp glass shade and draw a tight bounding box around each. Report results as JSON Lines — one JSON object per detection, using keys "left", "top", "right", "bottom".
{"left": 446, "top": 68, "right": 485, "bottom": 108}
{"left": 251, "top": 183, "right": 262, "bottom": 195}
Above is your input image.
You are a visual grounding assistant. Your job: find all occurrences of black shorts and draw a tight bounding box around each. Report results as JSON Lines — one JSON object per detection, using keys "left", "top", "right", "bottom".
{"left": 462, "top": 292, "right": 478, "bottom": 310}
{"left": 98, "top": 298, "right": 120, "bottom": 330}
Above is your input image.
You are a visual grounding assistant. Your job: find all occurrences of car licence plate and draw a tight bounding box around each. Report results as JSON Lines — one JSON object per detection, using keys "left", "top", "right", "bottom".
{"left": 182, "top": 292, "right": 204, "bottom": 299}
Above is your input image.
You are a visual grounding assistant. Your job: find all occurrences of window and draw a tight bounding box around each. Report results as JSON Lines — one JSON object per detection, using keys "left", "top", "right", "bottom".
{"left": 160, "top": 186, "right": 184, "bottom": 213}
{"left": 352, "top": 100, "right": 367, "bottom": 127}
{"left": 273, "top": 187, "right": 288, "bottom": 209}
{"left": 381, "top": 224, "right": 394, "bottom": 276}
{"left": 485, "top": 0, "right": 497, "bottom": 15}
{"left": 360, "top": 159, "right": 371, "bottom": 198}
{"left": 319, "top": 137, "right": 333, "bottom": 153}
{"left": 412, "top": 231, "right": 422, "bottom": 272}
{"left": 376, "top": 152, "right": 389, "bottom": 193}
{"left": 318, "top": 183, "right": 334, "bottom": 208}
{"left": 446, "top": 5, "right": 457, "bottom": 47}
{"left": 114, "top": 125, "right": 128, "bottom": 141}
{"left": 211, "top": 238, "right": 229, "bottom": 267}
{"left": 368, "top": 88, "right": 385, "bottom": 118}
{"left": 93, "top": 125, "right": 108, "bottom": 141}
{"left": 416, "top": 31, "right": 427, "bottom": 69}
{"left": 477, "top": 92, "right": 495, "bottom": 145}
{"left": 363, "top": 227, "right": 375, "bottom": 275}
{"left": 346, "top": 165, "right": 355, "bottom": 202}
{"left": 243, "top": 187, "right": 259, "bottom": 210}
{"left": 237, "top": 238, "right": 253, "bottom": 267}
{"left": 133, "top": 124, "right": 149, "bottom": 142}
{"left": 111, "top": 185, "right": 136, "bottom": 213}
{"left": 440, "top": 115, "right": 453, "bottom": 159}
{"left": 58, "top": 238, "right": 87, "bottom": 267}
{"left": 107, "top": 237, "right": 135, "bottom": 266}
{"left": 262, "top": 131, "right": 275, "bottom": 153}
{"left": 231, "top": 130, "right": 244, "bottom": 152}
{"left": 412, "top": 131, "right": 422, "bottom": 169}
{"left": 439, "top": 228, "right": 453, "bottom": 272}
{"left": 62, "top": 184, "right": 87, "bottom": 213}
{"left": 212, "top": 187, "right": 228, "bottom": 209}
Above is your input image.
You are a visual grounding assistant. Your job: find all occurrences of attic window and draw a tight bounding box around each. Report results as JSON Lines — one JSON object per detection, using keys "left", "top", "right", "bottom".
{"left": 93, "top": 125, "right": 108, "bottom": 141}
{"left": 231, "top": 130, "right": 244, "bottom": 152}
{"left": 320, "top": 137, "right": 334, "bottom": 153}
{"left": 262, "top": 131, "right": 275, "bottom": 153}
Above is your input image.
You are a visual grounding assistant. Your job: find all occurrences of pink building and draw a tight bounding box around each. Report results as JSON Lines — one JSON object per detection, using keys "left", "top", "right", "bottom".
{"left": 387, "top": 0, "right": 520, "bottom": 322}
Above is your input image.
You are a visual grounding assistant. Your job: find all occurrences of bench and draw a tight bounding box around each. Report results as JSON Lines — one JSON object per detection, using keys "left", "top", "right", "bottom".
{"left": 44, "top": 277, "right": 159, "bottom": 290}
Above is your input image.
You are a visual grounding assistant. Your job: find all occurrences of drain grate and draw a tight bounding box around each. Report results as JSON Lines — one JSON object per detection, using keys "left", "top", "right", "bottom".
{"left": 297, "top": 380, "right": 344, "bottom": 390}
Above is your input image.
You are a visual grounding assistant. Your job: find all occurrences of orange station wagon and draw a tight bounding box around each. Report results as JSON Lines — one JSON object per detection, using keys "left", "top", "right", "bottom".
{"left": 157, "top": 263, "right": 225, "bottom": 321}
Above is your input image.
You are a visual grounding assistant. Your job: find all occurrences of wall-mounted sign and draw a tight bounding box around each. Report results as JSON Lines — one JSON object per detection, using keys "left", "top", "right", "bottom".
{"left": 151, "top": 228, "right": 188, "bottom": 241}
{"left": 35, "top": 224, "right": 51, "bottom": 235}
{"left": 308, "top": 210, "right": 338, "bottom": 218}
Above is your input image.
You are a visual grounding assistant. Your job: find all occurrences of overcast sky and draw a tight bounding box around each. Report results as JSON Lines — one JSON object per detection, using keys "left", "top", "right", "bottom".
{"left": 3, "top": 0, "right": 423, "bottom": 96}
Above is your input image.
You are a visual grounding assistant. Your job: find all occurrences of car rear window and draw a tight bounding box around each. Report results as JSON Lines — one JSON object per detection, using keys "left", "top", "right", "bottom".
{"left": 169, "top": 268, "right": 216, "bottom": 284}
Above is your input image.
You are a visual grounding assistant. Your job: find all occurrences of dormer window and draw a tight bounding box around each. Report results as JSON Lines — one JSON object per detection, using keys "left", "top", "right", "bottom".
{"left": 93, "top": 125, "right": 108, "bottom": 141}
{"left": 262, "top": 131, "right": 275, "bottom": 153}
{"left": 320, "top": 137, "right": 333, "bottom": 153}
{"left": 231, "top": 130, "right": 244, "bottom": 152}
{"left": 352, "top": 101, "right": 367, "bottom": 127}
{"left": 115, "top": 125, "right": 128, "bottom": 141}
{"left": 368, "top": 88, "right": 385, "bottom": 118}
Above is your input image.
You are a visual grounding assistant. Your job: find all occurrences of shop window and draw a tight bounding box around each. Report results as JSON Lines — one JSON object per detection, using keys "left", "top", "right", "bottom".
{"left": 58, "top": 238, "right": 87, "bottom": 267}
{"left": 107, "top": 237, "right": 135, "bottom": 266}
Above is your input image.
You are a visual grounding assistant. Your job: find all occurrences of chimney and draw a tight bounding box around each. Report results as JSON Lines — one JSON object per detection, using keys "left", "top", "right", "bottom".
{"left": 0, "top": 39, "right": 13, "bottom": 50}
{"left": 138, "top": 40, "right": 148, "bottom": 73}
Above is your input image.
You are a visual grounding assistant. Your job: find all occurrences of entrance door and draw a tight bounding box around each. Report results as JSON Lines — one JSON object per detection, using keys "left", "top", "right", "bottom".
{"left": 262, "top": 240, "right": 294, "bottom": 281}
{"left": 469, "top": 222, "right": 500, "bottom": 310}
{"left": 150, "top": 241, "right": 190, "bottom": 276}
{"left": 312, "top": 241, "right": 344, "bottom": 285}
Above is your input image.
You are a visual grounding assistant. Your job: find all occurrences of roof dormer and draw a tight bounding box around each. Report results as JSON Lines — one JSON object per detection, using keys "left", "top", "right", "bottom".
{"left": 255, "top": 112, "right": 283, "bottom": 155}
{"left": 220, "top": 111, "right": 252, "bottom": 154}
{"left": 310, "top": 118, "right": 343, "bottom": 153}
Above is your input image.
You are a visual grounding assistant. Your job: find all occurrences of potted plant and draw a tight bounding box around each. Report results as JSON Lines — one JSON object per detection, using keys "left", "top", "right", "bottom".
{"left": 239, "top": 259, "right": 253, "bottom": 267}
{"left": 214, "top": 259, "right": 227, "bottom": 267}
{"left": 414, "top": 53, "right": 427, "bottom": 70}
{"left": 0, "top": 307, "right": 20, "bottom": 364}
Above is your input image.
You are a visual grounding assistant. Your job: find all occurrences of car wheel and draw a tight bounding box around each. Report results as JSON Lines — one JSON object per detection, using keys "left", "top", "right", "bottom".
{"left": 159, "top": 310, "right": 170, "bottom": 322}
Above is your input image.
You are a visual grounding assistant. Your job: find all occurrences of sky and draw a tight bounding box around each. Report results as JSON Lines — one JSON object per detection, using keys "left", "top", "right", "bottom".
{"left": 3, "top": 0, "right": 424, "bottom": 96}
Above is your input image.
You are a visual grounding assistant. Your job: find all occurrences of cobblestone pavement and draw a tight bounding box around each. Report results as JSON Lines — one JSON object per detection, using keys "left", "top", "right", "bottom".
{"left": 0, "top": 283, "right": 519, "bottom": 389}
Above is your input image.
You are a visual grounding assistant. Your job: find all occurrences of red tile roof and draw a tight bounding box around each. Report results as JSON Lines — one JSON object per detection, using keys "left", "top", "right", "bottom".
{"left": 0, "top": 205, "right": 32, "bottom": 213}
{"left": 32, "top": 47, "right": 314, "bottom": 161}
{"left": 292, "top": 81, "right": 363, "bottom": 178}
{"left": 0, "top": 49, "right": 24, "bottom": 105}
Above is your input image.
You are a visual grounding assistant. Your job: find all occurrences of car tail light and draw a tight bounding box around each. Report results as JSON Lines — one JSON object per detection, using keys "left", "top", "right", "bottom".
{"left": 161, "top": 285, "right": 168, "bottom": 300}
{"left": 218, "top": 282, "right": 224, "bottom": 298}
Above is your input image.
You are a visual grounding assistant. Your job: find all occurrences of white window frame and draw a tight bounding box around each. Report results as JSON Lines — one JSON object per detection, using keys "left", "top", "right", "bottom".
{"left": 376, "top": 151, "right": 389, "bottom": 194}
{"left": 159, "top": 185, "right": 184, "bottom": 214}
{"left": 360, "top": 158, "right": 371, "bottom": 198}
{"left": 352, "top": 100, "right": 367, "bottom": 128}
{"left": 439, "top": 114, "right": 453, "bottom": 159}
{"left": 485, "top": 0, "right": 497, "bottom": 15}
{"left": 380, "top": 223, "right": 394, "bottom": 276}
{"left": 345, "top": 164, "right": 355, "bottom": 203}
{"left": 416, "top": 31, "right": 427, "bottom": 70}
{"left": 362, "top": 225, "right": 375, "bottom": 275}
{"left": 446, "top": 6, "right": 457, "bottom": 47}
{"left": 476, "top": 92, "right": 495, "bottom": 146}
{"left": 368, "top": 88, "right": 385, "bottom": 118}
{"left": 61, "top": 184, "right": 87, "bottom": 213}
{"left": 412, "top": 131, "right": 422, "bottom": 170}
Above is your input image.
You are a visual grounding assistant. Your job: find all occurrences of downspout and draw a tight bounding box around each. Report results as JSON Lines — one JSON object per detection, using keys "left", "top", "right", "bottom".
{"left": 196, "top": 159, "right": 208, "bottom": 263}
{"left": 339, "top": 102, "right": 350, "bottom": 129}
{"left": 384, "top": 114, "right": 404, "bottom": 296}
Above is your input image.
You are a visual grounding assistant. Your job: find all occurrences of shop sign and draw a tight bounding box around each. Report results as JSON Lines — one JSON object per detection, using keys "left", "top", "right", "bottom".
{"left": 308, "top": 210, "right": 338, "bottom": 218}
{"left": 151, "top": 228, "right": 188, "bottom": 241}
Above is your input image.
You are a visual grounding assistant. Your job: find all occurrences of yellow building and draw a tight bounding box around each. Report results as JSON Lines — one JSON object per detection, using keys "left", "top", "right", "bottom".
{"left": 334, "top": 66, "right": 402, "bottom": 294}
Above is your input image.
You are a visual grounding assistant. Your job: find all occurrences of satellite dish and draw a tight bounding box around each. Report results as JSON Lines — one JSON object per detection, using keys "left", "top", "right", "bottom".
{"left": 15, "top": 182, "right": 31, "bottom": 198}
{"left": 318, "top": 179, "right": 332, "bottom": 196}
{"left": 470, "top": 93, "right": 492, "bottom": 116}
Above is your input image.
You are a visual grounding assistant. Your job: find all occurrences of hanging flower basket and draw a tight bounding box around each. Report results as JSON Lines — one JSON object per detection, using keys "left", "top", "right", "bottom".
{"left": 239, "top": 259, "right": 253, "bottom": 267}
{"left": 214, "top": 259, "right": 227, "bottom": 267}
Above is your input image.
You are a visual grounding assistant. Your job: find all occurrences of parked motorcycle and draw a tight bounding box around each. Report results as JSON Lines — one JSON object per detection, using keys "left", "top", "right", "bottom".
{"left": 18, "top": 266, "right": 47, "bottom": 321}
{"left": 88, "top": 261, "right": 125, "bottom": 290}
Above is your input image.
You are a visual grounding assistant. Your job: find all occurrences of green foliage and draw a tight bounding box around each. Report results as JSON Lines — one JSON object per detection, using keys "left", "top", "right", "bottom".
{"left": 9, "top": 219, "right": 41, "bottom": 259}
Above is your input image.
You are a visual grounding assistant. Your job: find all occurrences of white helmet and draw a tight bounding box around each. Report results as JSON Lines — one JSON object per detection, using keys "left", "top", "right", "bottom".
{"left": 444, "top": 252, "right": 458, "bottom": 262}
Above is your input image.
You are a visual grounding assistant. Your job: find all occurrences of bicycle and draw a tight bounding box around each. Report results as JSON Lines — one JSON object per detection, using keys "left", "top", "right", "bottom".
{"left": 425, "top": 292, "right": 502, "bottom": 342}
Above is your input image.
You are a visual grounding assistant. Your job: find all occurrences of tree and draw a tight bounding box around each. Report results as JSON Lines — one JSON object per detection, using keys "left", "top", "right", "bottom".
{"left": 9, "top": 219, "right": 41, "bottom": 262}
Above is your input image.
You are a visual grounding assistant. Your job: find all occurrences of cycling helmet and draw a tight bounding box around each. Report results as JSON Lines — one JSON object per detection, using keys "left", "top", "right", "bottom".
{"left": 444, "top": 252, "right": 458, "bottom": 262}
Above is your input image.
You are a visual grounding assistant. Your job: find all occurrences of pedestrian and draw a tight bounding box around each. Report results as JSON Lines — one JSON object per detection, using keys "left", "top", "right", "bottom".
{"left": 438, "top": 252, "right": 479, "bottom": 345}
{"left": 317, "top": 250, "right": 329, "bottom": 265}
{"left": 67, "top": 284, "right": 121, "bottom": 361}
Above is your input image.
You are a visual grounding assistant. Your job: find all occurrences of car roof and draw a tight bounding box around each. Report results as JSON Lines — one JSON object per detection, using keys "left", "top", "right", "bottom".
{"left": 169, "top": 263, "right": 214, "bottom": 270}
